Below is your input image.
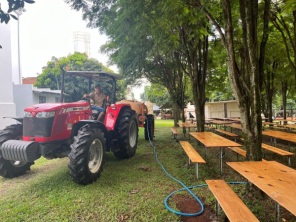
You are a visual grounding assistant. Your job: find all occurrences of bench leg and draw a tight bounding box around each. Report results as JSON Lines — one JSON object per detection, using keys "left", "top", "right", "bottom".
{"left": 215, "top": 200, "right": 220, "bottom": 216}
{"left": 275, "top": 202, "right": 280, "bottom": 222}
{"left": 288, "top": 157, "right": 291, "bottom": 166}
{"left": 195, "top": 163, "right": 199, "bottom": 179}
{"left": 220, "top": 148, "right": 223, "bottom": 175}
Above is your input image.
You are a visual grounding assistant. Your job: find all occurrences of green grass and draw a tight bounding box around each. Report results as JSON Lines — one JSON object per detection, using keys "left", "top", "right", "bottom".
{"left": 0, "top": 119, "right": 295, "bottom": 221}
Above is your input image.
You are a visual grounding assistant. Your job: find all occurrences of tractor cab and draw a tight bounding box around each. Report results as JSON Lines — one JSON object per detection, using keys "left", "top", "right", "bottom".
{"left": 62, "top": 70, "right": 122, "bottom": 121}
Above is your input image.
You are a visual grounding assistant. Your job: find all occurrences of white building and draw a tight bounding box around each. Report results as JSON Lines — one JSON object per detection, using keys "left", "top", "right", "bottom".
{"left": 185, "top": 100, "right": 240, "bottom": 120}
{"left": 13, "top": 84, "right": 61, "bottom": 117}
{"left": 0, "top": 22, "right": 17, "bottom": 130}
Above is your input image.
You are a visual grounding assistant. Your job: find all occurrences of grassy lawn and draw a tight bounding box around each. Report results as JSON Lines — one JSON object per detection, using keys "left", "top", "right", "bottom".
{"left": 0, "top": 119, "right": 295, "bottom": 221}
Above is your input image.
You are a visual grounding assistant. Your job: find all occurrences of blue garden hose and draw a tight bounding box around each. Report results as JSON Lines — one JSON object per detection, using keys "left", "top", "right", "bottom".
{"left": 145, "top": 117, "right": 247, "bottom": 217}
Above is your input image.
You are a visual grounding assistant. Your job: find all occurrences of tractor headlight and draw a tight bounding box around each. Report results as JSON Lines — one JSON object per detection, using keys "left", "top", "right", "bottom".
{"left": 24, "top": 112, "right": 32, "bottom": 117}
{"left": 36, "top": 111, "right": 55, "bottom": 118}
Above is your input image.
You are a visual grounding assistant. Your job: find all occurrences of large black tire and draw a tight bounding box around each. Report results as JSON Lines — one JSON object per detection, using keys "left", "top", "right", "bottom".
{"left": 68, "top": 125, "right": 105, "bottom": 185}
{"left": 0, "top": 124, "right": 34, "bottom": 178}
{"left": 113, "top": 109, "right": 139, "bottom": 159}
{"left": 144, "top": 114, "right": 155, "bottom": 141}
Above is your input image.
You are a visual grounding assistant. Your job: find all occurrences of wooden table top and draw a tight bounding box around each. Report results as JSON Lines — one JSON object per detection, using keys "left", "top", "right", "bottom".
{"left": 189, "top": 132, "right": 242, "bottom": 148}
{"left": 227, "top": 161, "right": 296, "bottom": 216}
{"left": 181, "top": 122, "right": 196, "bottom": 128}
{"left": 280, "top": 124, "right": 296, "bottom": 129}
{"left": 262, "top": 130, "right": 296, "bottom": 144}
{"left": 210, "top": 120, "right": 238, "bottom": 125}
{"left": 262, "top": 122, "right": 278, "bottom": 125}
{"left": 228, "top": 123, "right": 242, "bottom": 130}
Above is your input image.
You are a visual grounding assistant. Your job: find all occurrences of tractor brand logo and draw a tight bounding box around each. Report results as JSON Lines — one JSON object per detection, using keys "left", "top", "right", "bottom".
{"left": 65, "top": 107, "right": 89, "bottom": 113}
{"left": 67, "top": 123, "right": 72, "bottom": 130}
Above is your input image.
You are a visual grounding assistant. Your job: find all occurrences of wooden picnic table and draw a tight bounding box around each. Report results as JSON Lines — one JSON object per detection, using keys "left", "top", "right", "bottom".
{"left": 227, "top": 123, "right": 242, "bottom": 133}
{"left": 189, "top": 132, "right": 242, "bottom": 174}
{"left": 209, "top": 120, "right": 238, "bottom": 130}
{"left": 278, "top": 124, "right": 296, "bottom": 132}
{"left": 262, "top": 130, "right": 296, "bottom": 145}
{"left": 180, "top": 122, "right": 197, "bottom": 137}
{"left": 227, "top": 161, "right": 296, "bottom": 221}
{"left": 262, "top": 121, "right": 278, "bottom": 126}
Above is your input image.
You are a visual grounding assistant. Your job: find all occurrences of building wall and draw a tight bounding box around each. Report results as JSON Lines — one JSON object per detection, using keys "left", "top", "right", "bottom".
{"left": 208, "top": 103, "right": 224, "bottom": 118}
{"left": 32, "top": 92, "right": 59, "bottom": 104}
{"left": 13, "top": 84, "right": 34, "bottom": 117}
{"left": 13, "top": 84, "right": 61, "bottom": 117}
{"left": 185, "top": 100, "right": 240, "bottom": 120}
{"left": 206, "top": 101, "right": 239, "bottom": 118}
{"left": 227, "top": 102, "right": 240, "bottom": 118}
{"left": 0, "top": 23, "right": 17, "bottom": 130}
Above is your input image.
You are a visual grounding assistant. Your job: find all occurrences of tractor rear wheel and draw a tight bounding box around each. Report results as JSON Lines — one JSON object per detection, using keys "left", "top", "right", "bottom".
{"left": 113, "top": 109, "right": 138, "bottom": 159}
{"left": 68, "top": 125, "right": 105, "bottom": 185}
{"left": 144, "top": 114, "right": 155, "bottom": 141}
{"left": 0, "top": 124, "right": 34, "bottom": 178}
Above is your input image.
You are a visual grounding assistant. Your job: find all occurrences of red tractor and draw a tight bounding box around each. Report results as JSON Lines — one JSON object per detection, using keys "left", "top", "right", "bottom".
{"left": 0, "top": 70, "right": 146, "bottom": 185}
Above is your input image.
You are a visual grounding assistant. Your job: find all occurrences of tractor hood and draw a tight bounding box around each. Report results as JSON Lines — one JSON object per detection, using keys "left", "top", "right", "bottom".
{"left": 24, "top": 101, "right": 90, "bottom": 113}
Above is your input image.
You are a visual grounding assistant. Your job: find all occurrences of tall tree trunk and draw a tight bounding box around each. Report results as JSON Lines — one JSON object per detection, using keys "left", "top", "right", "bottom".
{"left": 282, "top": 81, "right": 288, "bottom": 121}
{"left": 266, "top": 62, "right": 277, "bottom": 122}
{"left": 221, "top": 0, "right": 263, "bottom": 160}
{"left": 178, "top": 24, "right": 208, "bottom": 132}
{"left": 192, "top": 37, "right": 208, "bottom": 132}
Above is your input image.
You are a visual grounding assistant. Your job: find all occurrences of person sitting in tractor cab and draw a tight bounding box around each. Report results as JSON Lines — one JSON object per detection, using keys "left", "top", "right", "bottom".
{"left": 83, "top": 84, "right": 107, "bottom": 121}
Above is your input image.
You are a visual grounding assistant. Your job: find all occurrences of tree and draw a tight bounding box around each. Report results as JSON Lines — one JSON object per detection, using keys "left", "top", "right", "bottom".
{"left": 193, "top": 0, "right": 272, "bottom": 160}
{"left": 0, "top": 0, "right": 35, "bottom": 48}
{"left": 142, "top": 84, "right": 173, "bottom": 108}
{"left": 270, "top": 0, "right": 296, "bottom": 78}
{"left": 35, "top": 52, "right": 124, "bottom": 102}
{"left": 269, "top": 0, "right": 296, "bottom": 120}
{"left": 0, "top": 0, "right": 34, "bottom": 24}
{"left": 66, "top": 0, "right": 212, "bottom": 128}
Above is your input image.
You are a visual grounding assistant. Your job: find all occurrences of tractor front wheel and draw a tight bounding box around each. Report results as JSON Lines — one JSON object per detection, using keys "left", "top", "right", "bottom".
{"left": 0, "top": 124, "right": 34, "bottom": 178}
{"left": 68, "top": 125, "right": 105, "bottom": 185}
{"left": 113, "top": 109, "right": 138, "bottom": 159}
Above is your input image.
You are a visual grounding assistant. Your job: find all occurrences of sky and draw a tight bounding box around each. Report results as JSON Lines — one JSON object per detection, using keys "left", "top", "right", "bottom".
{"left": 17, "top": 0, "right": 111, "bottom": 76}
{"left": 7, "top": 0, "right": 145, "bottom": 99}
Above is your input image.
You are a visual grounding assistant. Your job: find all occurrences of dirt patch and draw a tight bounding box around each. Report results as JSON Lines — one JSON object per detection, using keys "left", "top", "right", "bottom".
{"left": 173, "top": 194, "right": 218, "bottom": 222}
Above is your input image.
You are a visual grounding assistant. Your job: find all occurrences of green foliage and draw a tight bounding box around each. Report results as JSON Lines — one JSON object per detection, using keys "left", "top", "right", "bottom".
{"left": 142, "top": 84, "right": 171, "bottom": 107}
{"left": 0, "top": 0, "right": 35, "bottom": 24}
{"left": 35, "top": 52, "right": 124, "bottom": 102}
{"left": 206, "top": 39, "right": 234, "bottom": 101}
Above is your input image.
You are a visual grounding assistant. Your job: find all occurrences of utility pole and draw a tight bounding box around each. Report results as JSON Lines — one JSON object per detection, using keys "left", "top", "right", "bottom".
{"left": 14, "top": 8, "right": 26, "bottom": 84}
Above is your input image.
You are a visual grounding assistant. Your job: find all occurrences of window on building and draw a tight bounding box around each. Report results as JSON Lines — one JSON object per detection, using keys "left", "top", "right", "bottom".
{"left": 39, "top": 95, "right": 46, "bottom": 103}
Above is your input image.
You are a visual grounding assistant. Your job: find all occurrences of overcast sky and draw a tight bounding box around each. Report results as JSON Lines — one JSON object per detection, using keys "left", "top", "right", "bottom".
{"left": 17, "top": 0, "right": 112, "bottom": 77}
{"left": 6, "top": 0, "right": 146, "bottom": 100}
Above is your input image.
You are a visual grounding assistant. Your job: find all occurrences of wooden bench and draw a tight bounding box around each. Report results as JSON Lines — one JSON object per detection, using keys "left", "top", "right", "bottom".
{"left": 227, "top": 146, "right": 246, "bottom": 161}
{"left": 206, "top": 180, "right": 259, "bottom": 222}
{"left": 179, "top": 141, "right": 206, "bottom": 179}
{"left": 215, "top": 129, "right": 239, "bottom": 141}
{"left": 171, "top": 127, "right": 179, "bottom": 141}
{"left": 204, "top": 125, "right": 215, "bottom": 131}
{"left": 262, "top": 143, "right": 294, "bottom": 166}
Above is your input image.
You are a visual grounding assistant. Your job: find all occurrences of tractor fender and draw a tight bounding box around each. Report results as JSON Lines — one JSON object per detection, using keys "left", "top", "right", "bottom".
{"left": 71, "top": 120, "right": 108, "bottom": 140}
{"left": 3, "top": 117, "right": 23, "bottom": 124}
{"left": 105, "top": 104, "right": 135, "bottom": 131}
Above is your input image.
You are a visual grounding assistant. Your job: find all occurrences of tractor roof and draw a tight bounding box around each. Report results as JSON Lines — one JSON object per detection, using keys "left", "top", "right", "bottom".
{"left": 66, "top": 71, "right": 123, "bottom": 81}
